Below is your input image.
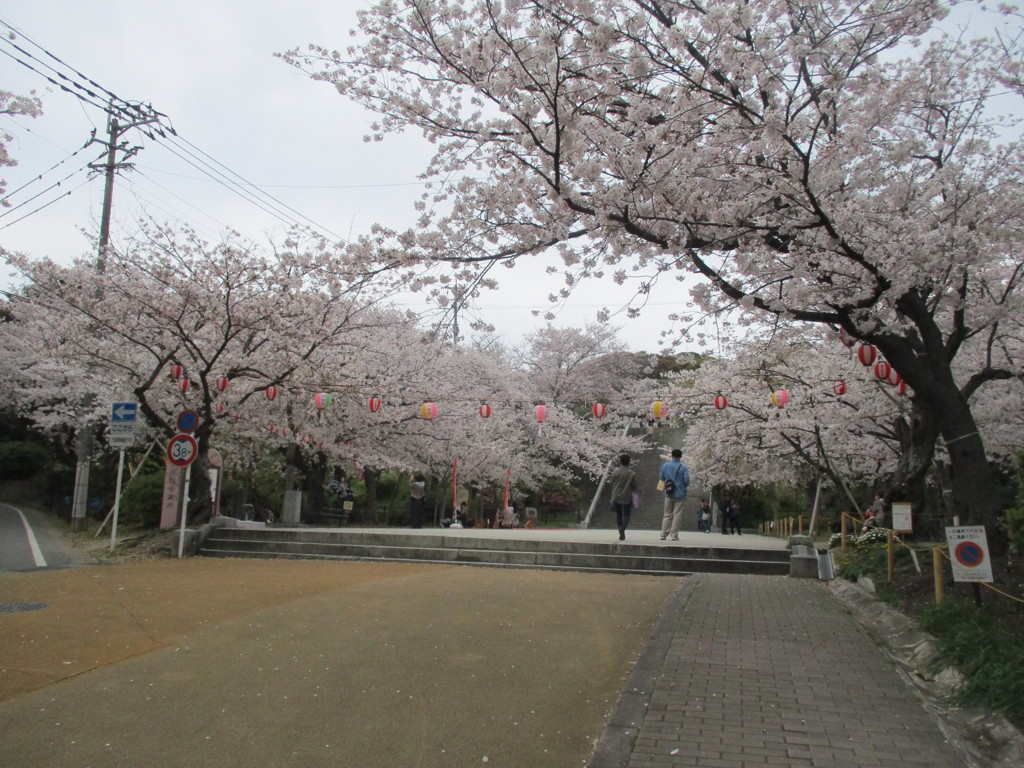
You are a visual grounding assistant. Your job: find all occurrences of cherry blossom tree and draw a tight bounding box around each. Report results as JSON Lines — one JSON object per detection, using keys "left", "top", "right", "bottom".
{"left": 0, "top": 87, "right": 42, "bottom": 206}
{"left": 284, "top": 0, "right": 1024, "bottom": 532}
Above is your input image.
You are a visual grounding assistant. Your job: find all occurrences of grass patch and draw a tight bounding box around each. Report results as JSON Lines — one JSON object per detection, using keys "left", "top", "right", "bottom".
{"left": 919, "top": 600, "right": 1024, "bottom": 724}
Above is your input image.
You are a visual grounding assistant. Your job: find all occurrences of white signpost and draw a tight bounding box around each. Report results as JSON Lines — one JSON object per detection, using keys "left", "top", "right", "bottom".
{"left": 109, "top": 402, "right": 138, "bottom": 552}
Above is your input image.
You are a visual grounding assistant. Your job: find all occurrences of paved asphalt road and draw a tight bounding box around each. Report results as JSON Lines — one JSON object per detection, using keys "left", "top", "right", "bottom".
{"left": 0, "top": 503, "right": 96, "bottom": 572}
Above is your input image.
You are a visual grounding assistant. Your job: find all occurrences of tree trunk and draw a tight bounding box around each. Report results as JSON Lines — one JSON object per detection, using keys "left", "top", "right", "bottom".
{"left": 363, "top": 467, "right": 380, "bottom": 524}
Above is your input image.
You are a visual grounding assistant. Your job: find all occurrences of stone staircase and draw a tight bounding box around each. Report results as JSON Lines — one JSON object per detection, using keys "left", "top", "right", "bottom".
{"left": 198, "top": 527, "right": 791, "bottom": 577}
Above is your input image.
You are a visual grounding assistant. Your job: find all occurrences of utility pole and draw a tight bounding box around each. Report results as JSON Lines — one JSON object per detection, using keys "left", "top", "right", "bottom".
{"left": 69, "top": 107, "right": 160, "bottom": 532}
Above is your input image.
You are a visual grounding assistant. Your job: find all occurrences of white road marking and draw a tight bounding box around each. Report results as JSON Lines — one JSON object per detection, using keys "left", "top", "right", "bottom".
{"left": 6, "top": 504, "right": 48, "bottom": 567}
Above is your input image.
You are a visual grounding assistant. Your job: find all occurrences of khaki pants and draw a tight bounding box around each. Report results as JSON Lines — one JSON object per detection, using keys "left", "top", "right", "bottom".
{"left": 661, "top": 498, "right": 686, "bottom": 538}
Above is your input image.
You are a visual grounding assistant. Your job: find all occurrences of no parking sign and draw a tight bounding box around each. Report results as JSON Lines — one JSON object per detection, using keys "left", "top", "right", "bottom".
{"left": 945, "top": 526, "right": 993, "bottom": 583}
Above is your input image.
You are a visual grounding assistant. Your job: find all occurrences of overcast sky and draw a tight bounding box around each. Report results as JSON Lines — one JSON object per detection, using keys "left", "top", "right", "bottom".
{"left": 0, "top": 1, "right": 1013, "bottom": 355}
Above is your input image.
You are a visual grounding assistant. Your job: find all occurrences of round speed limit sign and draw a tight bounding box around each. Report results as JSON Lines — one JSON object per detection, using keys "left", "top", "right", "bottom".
{"left": 167, "top": 433, "right": 199, "bottom": 467}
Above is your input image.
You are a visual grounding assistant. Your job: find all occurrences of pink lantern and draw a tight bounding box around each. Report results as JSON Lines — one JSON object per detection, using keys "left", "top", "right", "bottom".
{"left": 215, "top": 376, "right": 229, "bottom": 392}
{"left": 368, "top": 396, "right": 382, "bottom": 413}
{"left": 873, "top": 361, "right": 891, "bottom": 380}
{"left": 857, "top": 344, "right": 877, "bottom": 366}
{"left": 420, "top": 401, "right": 438, "bottom": 420}
{"left": 838, "top": 328, "right": 856, "bottom": 348}
{"left": 887, "top": 369, "right": 901, "bottom": 387}
{"left": 177, "top": 378, "right": 190, "bottom": 394}
{"left": 833, "top": 381, "right": 848, "bottom": 395}
{"left": 592, "top": 402, "right": 607, "bottom": 418}
{"left": 771, "top": 389, "right": 789, "bottom": 409}
{"left": 535, "top": 404, "right": 546, "bottom": 423}
{"left": 714, "top": 395, "right": 728, "bottom": 410}
{"left": 265, "top": 385, "right": 278, "bottom": 401}
{"left": 216, "top": 401, "right": 227, "bottom": 414}
{"left": 651, "top": 400, "right": 666, "bottom": 419}
{"left": 478, "top": 403, "right": 492, "bottom": 418}
{"left": 169, "top": 363, "right": 183, "bottom": 379}
{"left": 314, "top": 392, "right": 332, "bottom": 409}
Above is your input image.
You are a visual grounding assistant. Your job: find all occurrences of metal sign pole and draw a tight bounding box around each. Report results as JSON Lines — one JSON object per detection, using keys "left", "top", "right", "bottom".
{"left": 177, "top": 463, "right": 193, "bottom": 558}
{"left": 109, "top": 448, "right": 127, "bottom": 552}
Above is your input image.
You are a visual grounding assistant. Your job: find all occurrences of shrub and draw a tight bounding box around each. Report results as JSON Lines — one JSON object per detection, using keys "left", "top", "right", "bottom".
{"left": 119, "top": 472, "right": 165, "bottom": 528}
{"left": 0, "top": 441, "right": 52, "bottom": 481}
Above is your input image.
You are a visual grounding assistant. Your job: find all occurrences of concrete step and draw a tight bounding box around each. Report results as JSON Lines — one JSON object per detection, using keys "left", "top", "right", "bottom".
{"left": 198, "top": 528, "right": 791, "bottom": 577}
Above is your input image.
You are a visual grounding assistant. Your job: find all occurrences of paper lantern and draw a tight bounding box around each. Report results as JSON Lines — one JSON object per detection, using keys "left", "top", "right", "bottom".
{"left": 177, "top": 378, "right": 190, "bottom": 394}
{"left": 899, "top": 380, "right": 909, "bottom": 396}
{"left": 268, "top": 423, "right": 276, "bottom": 433}
{"left": 592, "top": 403, "right": 607, "bottom": 418}
{"left": 215, "top": 376, "right": 229, "bottom": 392}
{"left": 314, "top": 392, "right": 332, "bottom": 409}
{"left": 873, "top": 361, "right": 891, "bottom": 380}
{"left": 535, "top": 404, "right": 546, "bottom": 423}
{"left": 265, "top": 385, "right": 278, "bottom": 401}
{"left": 216, "top": 401, "right": 227, "bottom": 414}
{"left": 833, "top": 381, "right": 847, "bottom": 395}
{"left": 169, "top": 364, "right": 183, "bottom": 379}
{"left": 887, "top": 369, "right": 901, "bottom": 387}
{"left": 857, "top": 344, "right": 876, "bottom": 366}
{"left": 420, "top": 401, "right": 438, "bottom": 420}
{"left": 478, "top": 403, "right": 492, "bottom": 418}
{"left": 232, "top": 413, "right": 241, "bottom": 423}
{"left": 651, "top": 400, "right": 666, "bottom": 419}
{"left": 771, "top": 389, "right": 789, "bottom": 408}
{"left": 838, "top": 328, "right": 856, "bottom": 348}
{"left": 368, "top": 396, "right": 382, "bottom": 413}
{"left": 281, "top": 428, "right": 288, "bottom": 438}
{"left": 714, "top": 395, "right": 728, "bottom": 410}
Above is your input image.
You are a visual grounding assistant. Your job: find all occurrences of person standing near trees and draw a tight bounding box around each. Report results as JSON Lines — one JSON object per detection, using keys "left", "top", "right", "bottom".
{"left": 659, "top": 449, "right": 690, "bottom": 542}
{"left": 409, "top": 474, "right": 426, "bottom": 529}
{"left": 608, "top": 454, "right": 638, "bottom": 541}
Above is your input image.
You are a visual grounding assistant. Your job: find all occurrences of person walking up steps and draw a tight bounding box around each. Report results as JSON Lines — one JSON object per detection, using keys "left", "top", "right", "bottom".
{"left": 659, "top": 448, "right": 690, "bottom": 542}
{"left": 608, "top": 454, "right": 638, "bottom": 541}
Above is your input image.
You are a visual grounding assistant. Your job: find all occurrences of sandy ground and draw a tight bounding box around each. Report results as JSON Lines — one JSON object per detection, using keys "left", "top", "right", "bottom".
{"left": 0, "top": 557, "right": 680, "bottom": 767}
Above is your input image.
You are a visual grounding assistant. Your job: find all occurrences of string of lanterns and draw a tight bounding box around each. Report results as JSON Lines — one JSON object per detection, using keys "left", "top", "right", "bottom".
{"left": 164, "top": 332, "right": 910, "bottom": 429}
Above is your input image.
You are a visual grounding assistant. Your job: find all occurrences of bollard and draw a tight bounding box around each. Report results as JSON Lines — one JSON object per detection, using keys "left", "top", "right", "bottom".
{"left": 932, "top": 546, "right": 944, "bottom": 604}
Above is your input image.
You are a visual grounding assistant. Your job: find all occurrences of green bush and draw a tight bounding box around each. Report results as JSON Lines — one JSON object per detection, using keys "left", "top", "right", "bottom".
{"left": 119, "top": 472, "right": 165, "bottom": 528}
{"left": 919, "top": 600, "right": 1024, "bottom": 724}
{"left": 0, "top": 441, "right": 52, "bottom": 481}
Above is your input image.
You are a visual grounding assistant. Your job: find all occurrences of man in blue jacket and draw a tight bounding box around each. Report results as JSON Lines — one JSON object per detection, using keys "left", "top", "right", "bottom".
{"left": 659, "top": 448, "right": 690, "bottom": 541}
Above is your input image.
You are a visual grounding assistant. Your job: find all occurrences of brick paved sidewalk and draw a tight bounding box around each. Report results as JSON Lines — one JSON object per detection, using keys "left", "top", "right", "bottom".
{"left": 590, "top": 574, "right": 967, "bottom": 768}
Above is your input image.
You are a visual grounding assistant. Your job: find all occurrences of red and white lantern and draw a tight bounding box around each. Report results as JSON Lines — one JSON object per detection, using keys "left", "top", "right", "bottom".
{"left": 177, "top": 378, "right": 190, "bottom": 394}
{"left": 314, "top": 392, "right": 332, "bottom": 409}
{"left": 838, "top": 328, "right": 856, "bottom": 348}
{"left": 478, "top": 403, "right": 492, "bottom": 418}
{"left": 268, "top": 423, "right": 276, "bottom": 433}
{"left": 216, "top": 401, "right": 227, "bottom": 414}
{"left": 899, "top": 380, "right": 909, "bottom": 396}
{"left": 169, "top": 363, "right": 183, "bottom": 379}
{"left": 420, "top": 401, "right": 438, "bottom": 420}
{"left": 873, "top": 361, "right": 891, "bottom": 381}
{"left": 651, "top": 400, "right": 666, "bottom": 419}
{"left": 887, "top": 368, "right": 901, "bottom": 387}
{"left": 265, "top": 385, "right": 278, "bottom": 401}
{"left": 833, "top": 381, "right": 848, "bottom": 396}
{"left": 592, "top": 402, "right": 607, "bottom": 418}
{"left": 215, "top": 376, "right": 229, "bottom": 392}
{"left": 714, "top": 395, "right": 728, "bottom": 410}
{"left": 535, "top": 404, "right": 546, "bottom": 423}
{"left": 771, "top": 389, "right": 790, "bottom": 409}
{"left": 368, "top": 396, "right": 382, "bottom": 413}
{"left": 857, "top": 344, "right": 877, "bottom": 366}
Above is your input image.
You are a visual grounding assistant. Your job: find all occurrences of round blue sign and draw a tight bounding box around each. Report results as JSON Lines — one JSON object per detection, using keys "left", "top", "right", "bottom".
{"left": 176, "top": 409, "right": 200, "bottom": 433}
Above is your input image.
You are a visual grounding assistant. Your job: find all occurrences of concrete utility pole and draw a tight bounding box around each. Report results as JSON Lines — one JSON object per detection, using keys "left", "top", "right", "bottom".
{"left": 69, "top": 108, "right": 159, "bottom": 532}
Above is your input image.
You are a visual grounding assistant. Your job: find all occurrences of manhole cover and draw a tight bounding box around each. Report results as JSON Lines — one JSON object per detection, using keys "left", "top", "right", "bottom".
{"left": 0, "top": 602, "right": 48, "bottom": 614}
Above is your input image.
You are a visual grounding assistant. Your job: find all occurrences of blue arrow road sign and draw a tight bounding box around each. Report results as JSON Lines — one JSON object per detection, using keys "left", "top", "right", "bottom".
{"left": 111, "top": 402, "right": 138, "bottom": 422}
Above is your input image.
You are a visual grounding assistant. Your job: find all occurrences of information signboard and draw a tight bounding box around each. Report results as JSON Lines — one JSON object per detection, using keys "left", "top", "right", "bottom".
{"left": 891, "top": 502, "right": 912, "bottom": 534}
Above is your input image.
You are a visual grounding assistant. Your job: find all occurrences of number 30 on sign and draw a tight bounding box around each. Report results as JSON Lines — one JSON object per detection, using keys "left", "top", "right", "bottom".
{"left": 167, "top": 434, "right": 199, "bottom": 467}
